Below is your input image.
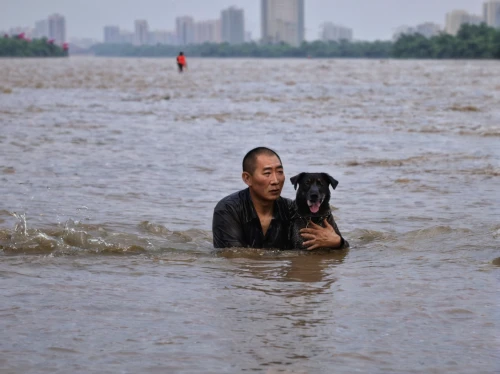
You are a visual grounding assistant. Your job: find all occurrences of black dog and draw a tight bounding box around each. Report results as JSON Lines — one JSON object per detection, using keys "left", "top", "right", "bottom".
{"left": 289, "top": 172, "right": 347, "bottom": 250}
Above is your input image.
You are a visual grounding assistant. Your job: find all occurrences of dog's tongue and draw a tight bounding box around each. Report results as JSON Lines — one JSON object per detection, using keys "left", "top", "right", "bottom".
{"left": 308, "top": 201, "right": 321, "bottom": 214}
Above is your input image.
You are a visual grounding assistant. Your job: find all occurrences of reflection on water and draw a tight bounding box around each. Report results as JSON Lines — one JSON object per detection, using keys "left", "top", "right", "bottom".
{"left": 0, "top": 57, "right": 499, "bottom": 373}
{"left": 217, "top": 248, "right": 347, "bottom": 283}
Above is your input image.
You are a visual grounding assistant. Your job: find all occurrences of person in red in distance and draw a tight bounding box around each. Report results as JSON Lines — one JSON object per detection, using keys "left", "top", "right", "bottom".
{"left": 176, "top": 52, "right": 187, "bottom": 72}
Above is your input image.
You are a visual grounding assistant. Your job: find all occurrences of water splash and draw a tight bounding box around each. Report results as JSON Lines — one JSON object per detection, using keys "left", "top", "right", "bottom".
{"left": 12, "top": 212, "right": 27, "bottom": 237}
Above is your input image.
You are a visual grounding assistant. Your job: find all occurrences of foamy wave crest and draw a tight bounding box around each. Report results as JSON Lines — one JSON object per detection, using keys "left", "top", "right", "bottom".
{"left": 0, "top": 215, "right": 213, "bottom": 255}
{"left": 349, "top": 228, "right": 397, "bottom": 243}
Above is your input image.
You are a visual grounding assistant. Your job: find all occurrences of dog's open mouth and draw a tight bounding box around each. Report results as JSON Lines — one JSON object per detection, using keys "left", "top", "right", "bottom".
{"left": 307, "top": 198, "right": 324, "bottom": 214}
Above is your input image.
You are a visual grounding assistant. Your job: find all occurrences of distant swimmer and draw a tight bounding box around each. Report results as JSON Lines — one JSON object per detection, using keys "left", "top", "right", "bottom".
{"left": 177, "top": 52, "right": 187, "bottom": 73}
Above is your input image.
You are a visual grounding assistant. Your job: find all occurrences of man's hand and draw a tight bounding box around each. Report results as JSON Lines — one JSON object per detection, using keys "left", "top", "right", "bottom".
{"left": 300, "top": 219, "right": 342, "bottom": 250}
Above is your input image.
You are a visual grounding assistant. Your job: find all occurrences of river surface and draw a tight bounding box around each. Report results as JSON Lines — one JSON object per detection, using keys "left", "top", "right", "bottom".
{"left": 0, "top": 57, "right": 499, "bottom": 373}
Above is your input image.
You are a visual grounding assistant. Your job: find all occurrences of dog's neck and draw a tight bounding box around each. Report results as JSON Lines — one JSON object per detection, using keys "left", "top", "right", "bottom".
{"left": 293, "top": 210, "right": 331, "bottom": 223}
{"left": 294, "top": 197, "right": 331, "bottom": 222}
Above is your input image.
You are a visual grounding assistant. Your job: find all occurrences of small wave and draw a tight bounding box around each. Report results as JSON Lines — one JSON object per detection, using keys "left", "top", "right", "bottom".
{"left": 345, "top": 225, "right": 489, "bottom": 252}
{"left": 448, "top": 105, "right": 480, "bottom": 112}
{"left": 480, "top": 130, "right": 500, "bottom": 137}
{"left": 26, "top": 105, "right": 44, "bottom": 113}
{"left": 345, "top": 153, "right": 442, "bottom": 167}
{"left": 345, "top": 152, "right": 489, "bottom": 168}
{"left": 444, "top": 308, "right": 474, "bottom": 315}
{"left": 458, "top": 129, "right": 500, "bottom": 137}
{"left": 0, "top": 217, "right": 213, "bottom": 256}
{"left": 346, "top": 159, "right": 404, "bottom": 167}
{"left": 138, "top": 221, "right": 172, "bottom": 236}
{"left": 1, "top": 226, "right": 149, "bottom": 255}
{"left": 120, "top": 93, "right": 174, "bottom": 102}
{"left": 408, "top": 126, "right": 443, "bottom": 134}
{"left": 402, "top": 226, "right": 455, "bottom": 239}
{"left": 349, "top": 229, "right": 396, "bottom": 244}
{"left": 215, "top": 247, "right": 349, "bottom": 260}
{"left": 467, "top": 165, "right": 500, "bottom": 177}
{"left": 492, "top": 226, "right": 500, "bottom": 239}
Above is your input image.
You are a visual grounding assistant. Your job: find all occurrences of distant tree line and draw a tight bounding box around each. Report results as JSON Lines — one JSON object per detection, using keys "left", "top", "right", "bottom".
{"left": 0, "top": 35, "right": 67, "bottom": 57}
{"left": 91, "top": 39, "right": 393, "bottom": 58}
{"left": 4, "top": 23, "right": 497, "bottom": 59}
{"left": 392, "top": 23, "right": 500, "bottom": 59}
{"left": 90, "top": 24, "right": 500, "bottom": 59}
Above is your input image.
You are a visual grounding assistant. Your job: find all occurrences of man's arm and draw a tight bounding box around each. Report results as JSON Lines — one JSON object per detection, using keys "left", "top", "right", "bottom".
{"left": 300, "top": 218, "right": 349, "bottom": 250}
{"left": 212, "top": 204, "right": 246, "bottom": 248}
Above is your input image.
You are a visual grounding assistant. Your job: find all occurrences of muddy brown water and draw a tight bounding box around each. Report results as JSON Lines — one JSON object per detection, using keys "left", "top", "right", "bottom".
{"left": 0, "top": 57, "right": 499, "bottom": 373}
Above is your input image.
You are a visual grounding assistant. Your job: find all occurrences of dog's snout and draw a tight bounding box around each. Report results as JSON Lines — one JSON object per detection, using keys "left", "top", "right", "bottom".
{"left": 307, "top": 186, "right": 321, "bottom": 201}
{"left": 306, "top": 182, "right": 326, "bottom": 202}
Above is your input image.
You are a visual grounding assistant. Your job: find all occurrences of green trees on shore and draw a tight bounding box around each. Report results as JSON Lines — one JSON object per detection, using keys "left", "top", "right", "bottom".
{"left": 91, "top": 39, "right": 393, "bottom": 58}
{"left": 0, "top": 36, "right": 67, "bottom": 57}
{"left": 91, "top": 24, "right": 500, "bottom": 59}
{"left": 90, "top": 40, "right": 393, "bottom": 58}
{"left": 392, "top": 24, "right": 500, "bottom": 59}
{"left": 2, "top": 24, "right": 499, "bottom": 59}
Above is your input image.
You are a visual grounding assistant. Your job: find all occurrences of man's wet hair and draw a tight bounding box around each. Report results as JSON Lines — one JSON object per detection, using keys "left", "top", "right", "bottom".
{"left": 242, "top": 147, "right": 282, "bottom": 175}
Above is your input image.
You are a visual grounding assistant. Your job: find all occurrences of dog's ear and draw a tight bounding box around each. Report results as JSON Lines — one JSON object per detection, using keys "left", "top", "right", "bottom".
{"left": 290, "top": 173, "right": 305, "bottom": 190}
{"left": 322, "top": 173, "right": 339, "bottom": 190}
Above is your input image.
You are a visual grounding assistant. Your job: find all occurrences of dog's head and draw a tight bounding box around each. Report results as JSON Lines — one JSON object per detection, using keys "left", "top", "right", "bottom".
{"left": 290, "top": 173, "right": 339, "bottom": 216}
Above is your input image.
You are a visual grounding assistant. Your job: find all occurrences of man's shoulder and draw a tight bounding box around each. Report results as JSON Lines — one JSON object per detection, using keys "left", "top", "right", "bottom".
{"left": 214, "top": 189, "right": 248, "bottom": 211}
{"left": 277, "top": 196, "right": 294, "bottom": 209}
{"left": 278, "top": 196, "right": 294, "bottom": 204}
{"left": 275, "top": 196, "right": 295, "bottom": 219}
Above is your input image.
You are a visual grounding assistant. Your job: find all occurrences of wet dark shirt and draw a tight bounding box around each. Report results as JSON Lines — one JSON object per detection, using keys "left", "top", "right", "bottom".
{"left": 212, "top": 188, "right": 294, "bottom": 249}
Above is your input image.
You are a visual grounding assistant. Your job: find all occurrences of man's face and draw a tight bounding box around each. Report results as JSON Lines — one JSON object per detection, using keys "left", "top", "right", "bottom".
{"left": 243, "top": 154, "right": 285, "bottom": 202}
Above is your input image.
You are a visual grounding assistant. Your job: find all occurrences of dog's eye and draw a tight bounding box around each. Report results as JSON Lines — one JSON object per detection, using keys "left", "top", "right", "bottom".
{"left": 317, "top": 179, "right": 323, "bottom": 186}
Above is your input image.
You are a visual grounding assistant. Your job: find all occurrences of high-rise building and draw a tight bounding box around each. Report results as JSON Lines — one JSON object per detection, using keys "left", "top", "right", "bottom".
{"left": 134, "top": 20, "right": 149, "bottom": 45}
{"left": 165, "top": 31, "right": 179, "bottom": 45}
{"left": 393, "top": 25, "right": 416, "bottom": 40}
{"left": 104, "top": 26, "right": 121, "bottom": 44}
{"left": 483, "top": 1, "right": 500, "bottom": 27}
{"left": 261, "top": 0, "right": 305, "bottom": 46}
{"left": 119, "top": 30, "right": 134, "bottom": 44}
{"left": 149, "top": 30, "right": 178, "bottom": 45}
{"left": 394, "top": 22, "right": 442, "bottom": 40}
{"left": 221, "top": 6, "right": 245, "bottom": 44}
{"left": 195, "top": 20, "right": 221, "bottom": 44}
{"left": 149, "top": 30, "right": 166, "bottom": 45}
{"left": 415, "top": 22, "right": 442, "bottom": 38}
{"left": 176, "top": 16, "right": 195, "bottom": 45}
{"left": 445, "top": 10, "right": 482, "bottom": 35}
{"left": 320, "top": 22, "right": 353, "bottom": 42}
{"left": 34, "top": 19, "right": 49, "bottom": 39}
{"left": 70, "top": 37, "right": 98, "bottom": 49}
{"left": 48, "top": 14, "right": 66, "bottom": 45}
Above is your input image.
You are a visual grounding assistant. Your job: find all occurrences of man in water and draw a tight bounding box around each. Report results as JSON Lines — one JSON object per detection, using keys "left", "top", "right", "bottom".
{"left": 176, "top": 52, "right": 187, "bottom": 72}
{"left": 212, "top": 147, "right": 347, "bottom": 250}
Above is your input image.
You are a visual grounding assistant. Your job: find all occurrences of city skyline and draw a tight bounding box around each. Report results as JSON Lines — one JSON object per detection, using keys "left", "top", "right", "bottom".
{"left": 261, "top": 0, "right": 305, "bottom": 46}
{"left": 1, "top": 0, "right": 491, "bottom": 42}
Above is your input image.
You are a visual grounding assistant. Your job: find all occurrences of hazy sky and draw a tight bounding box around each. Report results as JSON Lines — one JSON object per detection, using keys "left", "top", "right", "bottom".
{"left": 1, "top": 0, "right": 488, "bottom": 41}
